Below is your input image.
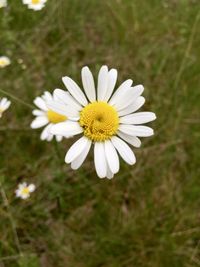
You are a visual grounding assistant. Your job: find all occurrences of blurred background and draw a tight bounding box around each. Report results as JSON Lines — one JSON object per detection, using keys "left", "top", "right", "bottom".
{"left": 0, "top": 0, "right": 200, "bottom": 266}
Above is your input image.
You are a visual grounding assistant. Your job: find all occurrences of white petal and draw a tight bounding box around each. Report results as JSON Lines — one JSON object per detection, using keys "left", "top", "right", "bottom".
{"left": 53, "top": 89, "right": 82, "bottom": 111}
{"left": 27, "top": 2, "right": 45, "bottom": 10}
{"left": 103, "top": 68, "right": 117, "bottom": 101}
{"left": 71, "top": 139, "right": 92, "bottom": 170}
{"left": 111, "top": 136, "right": 136, "bottom": 165}
{"left": 62, "top": 76, "right": 88, "bottom": 106}
{"left": 114, "top": 85, "right": 144, "bottom": 111}
{"left": 0, "top": 98, "right": 7, "bottom": 106}
{"left": 94, "top": 142, "right": 107, "bottom": 178}
{"left": 119, "top": 125, "right": 154, "bottom": 137}
{"left": 56, "top": 135, "right": 63, "bottom": 142}
{"left": 118, "top": 96, "right": 145, "bottom": 116}
{"left": 34, "top": 97, "right": 47, "bottom": 111}
{"left": 109, "top": 79, "right": 133, "bottom": 106}
{"left": 117, "top": 131, "right": 141, "bottom": 147}
{"left": 65, "top": 136, "right": 89, "bottom": 163}
{"left": 106, "top": 162, "right": 114, "bottom": 179}
{"left": 20, "top": 182, "right": 27, "bottom": 188}
{"left": 21, "top": 194, "right": 30, "bottom": 199}
{"left": 104, "top": 140, "right": 119, "bottom": 174}
{"left": 120, "top": 112, "right": 156, "bottom": 124}
{"left": 40, "top": 124, "right": 51, "bottom": 140}
{"left": 28, "top": 184, "right": 36, "bottom": 192}
{"left": 97, "top": 65, "right": 108, "bottom": 101}
{"left": 81, "top": 66, "right": 96, "bottom": 102}
{"left": 0, "top": 98, "right": 11, "bottom": 110}
{"left": 50, "top": 121, "right": 83, "bottom": 137}
{"left": 31, "top": 116, "right": 48, "bottom": 129}
{"left": 32, "top": 109, "right": 45, "bottom": 116}
{"left": 15, "top": 190, "right": 21, "bottom": 197}
{"left": 42, "top": 91, "right": 53, "bottom": 102}
{"left": 47, "top": 100, "right": 79, "bottom": 118}
{"left": 1, "top": 101, "right": 11, "bottom": 110}
{"left": 47, "top": 135, "right": 53, "bottom": 142}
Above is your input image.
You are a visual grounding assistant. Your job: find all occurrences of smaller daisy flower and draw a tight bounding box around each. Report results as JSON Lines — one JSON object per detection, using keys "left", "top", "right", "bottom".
{"left": 0, "top": 56, "right": 11, "bottom": 68}
{"left": 0, "top": 97, "right": 11, "bottom": 118}
{"left": 22, "top": 0, "right": 47, "bottom": 11}
{"left": 0, "top": 0, "right": 7, "bottom": 8}
{"left": 31, "top": 91, "right": 69, "bottom": 142}
{"left": 15, "top": 182, "right": 36, "bottom": 199}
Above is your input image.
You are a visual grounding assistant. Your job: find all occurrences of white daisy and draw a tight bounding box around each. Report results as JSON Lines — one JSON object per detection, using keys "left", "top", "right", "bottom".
{"left": 31, "top": 91, "right": 69, "bottom": 142}
{"left": 0, "top": 97, "right": 11, "bottom": 118}
{"left": 0, "top": 56, "right": 11, "bottom": 68}
{"left": 49, "top": 66, "right": 156, "bottom": 179}
{"left": 15, "top": 182, "right": 36, "bottom": 199}
{"left": 0, "top": 0, "right": 7, "bottom": 8}
{"left": 22, "top": 0, "right": 47, "bottom": 11}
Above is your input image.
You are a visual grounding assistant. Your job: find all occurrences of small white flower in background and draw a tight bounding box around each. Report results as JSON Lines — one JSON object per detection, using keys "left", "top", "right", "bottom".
{"left": 49, "top": 65, "right": 156, "bottom": 179}
{"left": 0, "top": 56, "right": 11, "bottom": 68}
{"left": 0, "top": 0, "right": 7, "bottom": 8}
{"left": 0, "top": 97, "right": 11, "bottom": 118}
{"left": 15, "top": 182, "right": 36, "bottom": 199}
{"left": 31, "top": 91, "right": 69, "bottom": 142}
{"left": 22, "top": 0, "right": 47, "bottom": 11}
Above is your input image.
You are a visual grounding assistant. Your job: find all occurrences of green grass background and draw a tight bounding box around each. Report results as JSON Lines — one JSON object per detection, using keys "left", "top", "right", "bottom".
{"left": 0, "top": 0, "right": 200, "bottom": 266}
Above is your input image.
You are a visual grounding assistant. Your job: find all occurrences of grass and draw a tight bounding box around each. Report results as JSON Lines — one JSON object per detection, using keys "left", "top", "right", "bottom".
{"left": 0, "top": 0, "right": 200, "bottom": 266}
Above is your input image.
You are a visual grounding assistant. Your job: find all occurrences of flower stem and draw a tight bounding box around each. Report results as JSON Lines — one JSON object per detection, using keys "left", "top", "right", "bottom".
{"left": 0, "top": 88, "right": 34, "bottom": 109}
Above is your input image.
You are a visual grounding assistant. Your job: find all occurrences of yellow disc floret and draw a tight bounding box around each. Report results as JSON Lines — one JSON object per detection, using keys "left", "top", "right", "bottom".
{"left": 0, "top": 59, "right": 7, "bottom": 66}
{"left": 32, "top": 0, "right": 40, "bottom": 4}
{"left": 47, "top": 110, "right": 67, "bottom": 124}
{"left": 21, "top": 187, "right": 30, "bottom": 196}
{"left": 80, "top": 101, "right": 119, "bottom": 142}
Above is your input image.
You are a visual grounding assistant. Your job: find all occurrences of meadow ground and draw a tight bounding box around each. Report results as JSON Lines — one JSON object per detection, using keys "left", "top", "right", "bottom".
{"left": 0, "top": 0, "right": 200, "bottom": 266}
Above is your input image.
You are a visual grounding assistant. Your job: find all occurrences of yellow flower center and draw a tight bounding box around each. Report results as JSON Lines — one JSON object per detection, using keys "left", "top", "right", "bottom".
{"left": 80, "top": 101, "right": 119, "bottom": 142}
{"left": 31, "top": 0, "right": 40, "bottom": 4}
{"left": 47, "top": 110, "right": 67, "bottom": 124}
{"left": 21, "top": 187, "right": 30, "bottom": 196}
{"left": 0, "top": 59, "right": 6, "bottom": 66}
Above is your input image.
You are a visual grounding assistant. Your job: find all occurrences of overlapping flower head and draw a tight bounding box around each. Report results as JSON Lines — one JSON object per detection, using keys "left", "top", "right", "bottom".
{"left": 0, "top": 97, "right": 11, "bottom": 118}
{"left": 0, "top": 56, "right": 10, "bottom": 68}
{"left": 0, "top": 0, "right": 7, "bottom": 8}
{"left": 22, "top": 0, "right": 47, "bottom": 11}
{"left": 31, "top": 91, "right": 69, "bottom": 142}
{"left": 48, "top": 65, "right": 156, "bottom": 179}
{"left": 15, "top": 182, "right": 36, "bottom": 199}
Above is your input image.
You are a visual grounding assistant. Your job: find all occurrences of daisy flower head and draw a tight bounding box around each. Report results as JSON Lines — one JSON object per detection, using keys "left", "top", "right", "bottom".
{"left": 15, "top": 182, "right": 36, "bottom": 199}
{"left": 31, "top": 91, "right": 69, "bottom": 142}
{"left": 0, "top": 0, "right": 7, "bottom": 8}
{"left": 49, "top": 65, "right": 156, "bottom": 179}
{"left": 0, "top": 97, "right": 11, "bottom": 118}
{"left": 0, "top": 56, "right": 11, "bottom": 68}
{"left": 22, "top": 0, "right": 47, "bottom": 11}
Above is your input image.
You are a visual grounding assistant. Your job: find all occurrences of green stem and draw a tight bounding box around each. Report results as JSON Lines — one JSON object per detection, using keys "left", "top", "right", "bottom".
{"left": 0, "top": 182, "right": 23, "bottom": 256}
{"left": 0, "top": 88, "right": 34, "bottom": 109}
